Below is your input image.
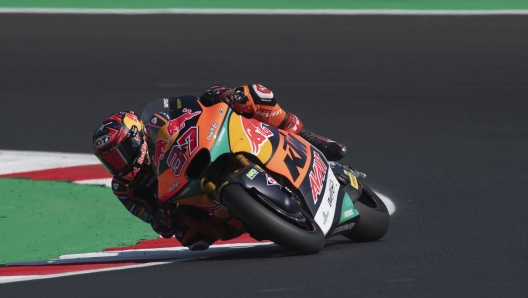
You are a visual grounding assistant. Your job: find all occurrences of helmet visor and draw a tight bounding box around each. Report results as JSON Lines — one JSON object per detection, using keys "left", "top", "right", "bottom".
{"left": 97, "top": 130, "right": 141, "bottom": 176}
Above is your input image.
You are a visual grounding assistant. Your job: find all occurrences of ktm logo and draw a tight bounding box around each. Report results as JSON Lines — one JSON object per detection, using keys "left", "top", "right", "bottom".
{"left": 280, "top": 132, "right": 308, "bottom": 182}
{"left": 241, "top": 117, "right": 273, "bottom": 155}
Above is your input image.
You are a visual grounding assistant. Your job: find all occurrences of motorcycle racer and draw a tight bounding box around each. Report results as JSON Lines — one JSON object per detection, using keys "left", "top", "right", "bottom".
{"left": 92, "top": 84, "right": 347, "bottom": 250}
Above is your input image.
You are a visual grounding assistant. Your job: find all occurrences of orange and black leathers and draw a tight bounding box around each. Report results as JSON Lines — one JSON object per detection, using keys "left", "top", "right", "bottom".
{"left": 111, "top": 164, "right": 240, "bottom": 243}
{"left": 174, "top": 205, "right": 243, "bottom": 251}
{"left": 110, "top": 164, "right": 164, "bottom": 228}
{"left": 202, "top": 84, "right": 304, "bottom": 134}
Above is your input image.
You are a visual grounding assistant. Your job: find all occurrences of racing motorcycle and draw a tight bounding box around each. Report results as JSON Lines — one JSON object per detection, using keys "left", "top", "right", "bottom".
{"left": 141, "top": 96, "right": 390, "bottom": 254}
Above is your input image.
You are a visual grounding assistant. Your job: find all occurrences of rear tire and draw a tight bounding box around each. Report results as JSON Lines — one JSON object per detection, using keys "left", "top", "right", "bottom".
{"left": 221, "top": 184, "right": 325, "bottom": 254}
{"left": 345, "top": 183, "right": 390, "bottom": 242}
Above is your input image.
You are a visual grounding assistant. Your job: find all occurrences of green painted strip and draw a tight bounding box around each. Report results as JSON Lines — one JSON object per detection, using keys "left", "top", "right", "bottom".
{"left": 338, "top": 193, "right": 359, "bottom": 224}
{"left": 0, "top": 178, "right": 157, "bottom": 265}
{"left": 0, "top": 0, "right": 527, "bottom": 10}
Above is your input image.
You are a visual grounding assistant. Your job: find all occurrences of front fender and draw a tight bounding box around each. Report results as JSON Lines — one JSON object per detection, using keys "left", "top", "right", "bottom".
{"left": 218, "top": 165, "right": 300, "bottom": 214}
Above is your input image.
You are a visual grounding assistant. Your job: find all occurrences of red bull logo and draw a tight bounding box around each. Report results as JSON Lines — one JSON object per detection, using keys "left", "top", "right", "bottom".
{"left": 124, "top": 112, "right": 138, "bottom": 122}
{"left": 166, "top": 108, "right": 201, "bottom": 138}
{"left": 154, "top": 138, "right": 169, "bottom": 174}
{"left": 241, "top": 117, "right": 274, "bottom": 155}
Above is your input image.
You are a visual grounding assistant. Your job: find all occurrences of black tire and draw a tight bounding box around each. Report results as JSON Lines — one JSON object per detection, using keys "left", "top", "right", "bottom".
{"left": 345, "top": 183, "right": 390, "bottom": 242}
{"left": 221, "top": 183, "right": 325, "bottom": 254}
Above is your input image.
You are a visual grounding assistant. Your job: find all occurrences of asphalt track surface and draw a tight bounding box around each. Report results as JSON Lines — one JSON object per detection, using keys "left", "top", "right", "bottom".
{"left": 1, "top": 14, "right": 528, "bottom": 297}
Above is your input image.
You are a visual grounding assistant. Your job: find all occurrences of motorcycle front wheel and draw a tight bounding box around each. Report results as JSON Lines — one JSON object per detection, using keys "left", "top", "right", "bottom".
{"left": 221, "top": 183, "right": 325, "bottom": 254}
{"left": 345, "top": 183, "right": 390, "bottom": 242}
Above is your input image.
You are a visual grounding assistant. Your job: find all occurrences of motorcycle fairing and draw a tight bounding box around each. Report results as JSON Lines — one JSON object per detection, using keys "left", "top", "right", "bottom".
{"left": 222, "top": 164, "right": 300, "bottom": 215}
{"left": 226, "top": 111, "right": 344, "bottom": 232}
{"left": 169, "top": 108, "right": 233, "bottom": 202}
{"left": 338, "top": 193, "right": 359, "bottom": 225}
{"left": 312, "top": 169, "right": 340, "bottom": 235}
{"left": 227, "top": 113, "right": 279, "bottom": 165}
{"left": 143, "top": 96, "right": 229, "bottom": 202}
{"left": 144, "top": 97, "right": 361, "bottom": 236}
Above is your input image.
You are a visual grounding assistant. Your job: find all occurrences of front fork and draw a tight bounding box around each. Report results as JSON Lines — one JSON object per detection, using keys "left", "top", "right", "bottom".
{"left": 200, "top": 154, "right": 256, "bottom": 231}
{"left": 201, "top": 154, "right": 251, "bottom": 203}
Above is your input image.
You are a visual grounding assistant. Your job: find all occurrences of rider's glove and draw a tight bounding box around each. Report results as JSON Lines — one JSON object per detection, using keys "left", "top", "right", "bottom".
{"left": 200, "top": 86, "right": 245, "bottom": 107}
{"left": 150, "top": 207, "right": 178, "bottom": 238}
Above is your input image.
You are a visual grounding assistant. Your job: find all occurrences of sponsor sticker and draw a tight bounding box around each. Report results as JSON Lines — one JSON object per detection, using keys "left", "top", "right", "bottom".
{"left": 168, "top": 180, "right": 181, "bottom": 193}
{"left": 136, "top": 141, "right": 148, "bottom": 165}
{"left": 177, "top": 98, "right": 182, "bottom": 109}
{"left": 255, "top": 109, "right": 282, "bottom": 118}
{"left": 206, "top": 121, "right": 218, "bottom": 141}
{"left": 342, "top": 209, "right": 354, "bottom": 219}
{"left": 127, "top": 167, "right": 141, "bottom": 180}
{"left": 146, "top": 176, "right": 156, "bottom": 187}
{"left": 310, "top": 151, "right": 327, "bottom": 204}
{"left": 178, "top": 186, "right": 191, "bottom": 197}
{"left": 246, "top": 168, "right": 259, "bottom": 180}
{"left": 215, "top": 127, "right": 226, "bottom": 146}
{"left": 94, "top": 135, "right": 111, "bottom": 148}
{"left": 252, "top": 84, "right": 274, "bottom": 100}
{"left": 348, "top": 172, "right": 359, "bottom": 190}
{"left": 97, "top": 122, "right": 111, "bottom": 132}
{"left": 240, "top": 117, "right": 274, "bottom": 155}
{"left": 331, "top": 222, "right": 356, "bottom": 235}
{"left": 154, "top": 138, "right": 169, "bottom": 174}
{"left": 323, "top": 210, "right": 330, "bottom": 225}
{"left": 113, "top": 183, "right": 119, "bottom": 190}
{"left": 265, "top": 174, "right": 280, "bottom": 186}
{"left": 166, "top": 108, "right": 201, "bottom": 139}
{"left": 328, "top": 181, "right": 336, "bottom": 207}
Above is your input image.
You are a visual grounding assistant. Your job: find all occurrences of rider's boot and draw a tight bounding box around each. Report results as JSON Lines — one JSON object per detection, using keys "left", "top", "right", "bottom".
{"left": 299, "top": 128, "right": 347, "bottom": 161}
{"left": 174, "top": 205, "right": 243, "bottom": 251}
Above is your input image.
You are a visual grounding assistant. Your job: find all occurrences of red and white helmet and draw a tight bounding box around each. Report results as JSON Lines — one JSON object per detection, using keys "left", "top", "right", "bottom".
{"left": 92, "top": 111, "right": 148, "bottom": 178}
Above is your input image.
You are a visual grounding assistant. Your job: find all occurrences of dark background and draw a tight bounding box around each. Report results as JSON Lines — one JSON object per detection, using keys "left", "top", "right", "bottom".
{"left": 1, "top": 14, "right": 527, "bottom": 297}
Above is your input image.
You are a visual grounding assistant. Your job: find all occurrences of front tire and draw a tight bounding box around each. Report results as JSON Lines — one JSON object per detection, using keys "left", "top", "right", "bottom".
{"left": 345, "top": 183, "right": 390, "bottom": 242}
{"left": 221, "top": 184, "right": 325, "bottom": 254}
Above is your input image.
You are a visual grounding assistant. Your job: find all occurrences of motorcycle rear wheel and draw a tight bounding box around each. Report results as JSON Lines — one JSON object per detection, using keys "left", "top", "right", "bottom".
{"left": 345, "top": 183, "right": 390, "bottom": 242}
{"left": 221, "top": 183, "right": 325, "bottom": 254}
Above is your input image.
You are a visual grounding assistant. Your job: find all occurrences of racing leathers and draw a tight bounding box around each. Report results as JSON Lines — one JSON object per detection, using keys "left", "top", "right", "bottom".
{"left": 110, "top": 161, "right": 243, "bottom": 250}
{"left": 110, "top": 83, "right": 346, "bottom": 251}
{"left": 201, "top": 84, "right": 347, "bottom": 161}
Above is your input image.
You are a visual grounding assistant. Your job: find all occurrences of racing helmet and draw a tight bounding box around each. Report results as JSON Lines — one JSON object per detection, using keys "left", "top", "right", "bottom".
{"left": 92, "top": 111, "right": 148, "bottom": 178}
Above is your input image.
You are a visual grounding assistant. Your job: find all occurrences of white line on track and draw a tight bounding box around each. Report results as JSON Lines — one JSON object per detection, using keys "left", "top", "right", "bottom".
{"left": 0, "top": 150, "right": 99, "bottom": 175}
{"left": 75, "top": 178, "right": 113, "bottom": 187}
{"left": 0, "top": 261, "right": 174, "bottom": 284}
{"left": 0, "top": 242, "right": 275, "bottom": 284}
{"left": 1, "top": 8, "right": 528, "bottom": 15}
